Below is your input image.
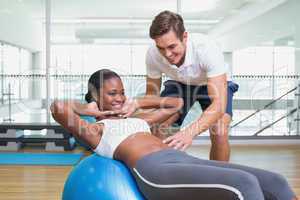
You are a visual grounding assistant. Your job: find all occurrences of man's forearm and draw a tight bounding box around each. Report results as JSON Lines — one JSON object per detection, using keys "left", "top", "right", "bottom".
{"left": 182, "top": 101, "right": 224, "bottom": 137}
{"left": 145, "top": 76, "right": 162, "bottom": 96}
{"left": 135, "top": 96, "right": 183, "bottom": 110}
{"left": 184, "top": 74, "right": 228, "bottom": 137}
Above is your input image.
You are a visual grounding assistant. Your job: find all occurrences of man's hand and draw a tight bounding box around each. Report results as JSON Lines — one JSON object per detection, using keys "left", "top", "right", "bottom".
{"left": 162, "top": 130, "right": 194, "bottom": 151}
{"left": 121, "top": 98, "right": 138, "bottom": 118}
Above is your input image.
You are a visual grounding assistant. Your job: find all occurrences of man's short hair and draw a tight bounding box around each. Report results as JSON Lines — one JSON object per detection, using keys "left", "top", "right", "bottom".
{"left": 149, "top": 10, "right": 185, "bottom": 40}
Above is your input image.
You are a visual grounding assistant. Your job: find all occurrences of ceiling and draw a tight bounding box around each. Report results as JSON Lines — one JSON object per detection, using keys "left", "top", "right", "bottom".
{"left": 8, "top": 0, "right": 260, "bottom": 20}
{"left": 0, "top": 0, "right": 297, "bottom": 51}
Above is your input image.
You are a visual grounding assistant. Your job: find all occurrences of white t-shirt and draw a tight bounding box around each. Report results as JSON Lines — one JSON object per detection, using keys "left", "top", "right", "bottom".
{"left": 94, "top": 118, "right": 151, "bottom": 158}
{"left": 146, "top": 33, "right": 230, "bottom": 86}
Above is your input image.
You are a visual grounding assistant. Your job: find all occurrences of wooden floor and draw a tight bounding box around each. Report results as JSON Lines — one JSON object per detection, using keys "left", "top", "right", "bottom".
{"left": 0, "top": 145, "right": 299, "bottom": 200}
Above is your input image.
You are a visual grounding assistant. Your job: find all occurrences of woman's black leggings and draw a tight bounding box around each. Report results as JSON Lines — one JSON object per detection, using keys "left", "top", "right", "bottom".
{"left": 131, "top": 149, "right": 295, "bottom": 200}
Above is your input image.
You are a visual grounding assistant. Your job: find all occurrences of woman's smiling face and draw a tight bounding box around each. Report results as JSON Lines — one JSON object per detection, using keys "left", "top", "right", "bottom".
{"left": 98, "top": 77, "right": 126, "bottom": 111}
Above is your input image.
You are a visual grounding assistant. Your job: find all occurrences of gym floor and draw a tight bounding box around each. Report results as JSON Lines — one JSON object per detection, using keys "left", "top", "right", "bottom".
{"left": 0, "top": 144, "right": 299, "bottom": 200}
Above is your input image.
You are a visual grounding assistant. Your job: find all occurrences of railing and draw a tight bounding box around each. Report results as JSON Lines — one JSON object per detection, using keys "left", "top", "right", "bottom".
{"left": 0, "top": 74, "right": 299, "bottom": 136}
{"left": 253, "top": 107, "right": 298, "bottom": 136}
{"left": 229, "top": 75, "right": 299, "bottom": 136}
{"left": 231, "top": 86, "right": 297, "bottom": 128}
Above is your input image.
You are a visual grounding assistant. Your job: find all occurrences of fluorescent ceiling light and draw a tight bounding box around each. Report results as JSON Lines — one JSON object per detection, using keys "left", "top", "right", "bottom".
{"left": 51, "top": 18, "right": 151, "bottom": 24}
{"left": 48, "top": 18, "right": 219, "bottom": 24}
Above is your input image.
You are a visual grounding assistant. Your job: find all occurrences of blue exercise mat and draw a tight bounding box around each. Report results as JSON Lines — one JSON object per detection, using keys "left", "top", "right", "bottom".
{"left": 0, "top": 152, "right": 84, "bottom": 165}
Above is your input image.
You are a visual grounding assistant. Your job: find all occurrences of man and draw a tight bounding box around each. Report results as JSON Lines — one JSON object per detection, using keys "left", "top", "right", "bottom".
{"left": 123, "top": 10, "right": 238, "bottom": 161}
{"left": 147, "top": 10, "right": 240, "bottom": 162}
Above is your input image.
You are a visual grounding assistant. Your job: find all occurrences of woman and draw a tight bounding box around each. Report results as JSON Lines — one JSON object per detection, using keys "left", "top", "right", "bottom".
{"left": 51, "top": 69, "right": 297, "bottom": 200}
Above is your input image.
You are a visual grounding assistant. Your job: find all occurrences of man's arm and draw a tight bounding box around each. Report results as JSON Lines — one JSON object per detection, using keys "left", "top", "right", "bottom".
{"left": 185, "top": 74, "right": 227, "bottom": 136}
{"left": 134, "top": 96, "right": 183, "bottom": 126}
{"left": 146, "top": 76, "right": 162, "bottom": 96}
{"left": 163, "top": 74, "right": 227, "bottom": 150}
{"left": 122, "top": 76, "right": 162, "bottom": 117}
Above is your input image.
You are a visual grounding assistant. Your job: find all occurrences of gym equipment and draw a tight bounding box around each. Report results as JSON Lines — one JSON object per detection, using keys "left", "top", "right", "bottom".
{"left": 62, "top": 154, "right": 145, "bottom": 200}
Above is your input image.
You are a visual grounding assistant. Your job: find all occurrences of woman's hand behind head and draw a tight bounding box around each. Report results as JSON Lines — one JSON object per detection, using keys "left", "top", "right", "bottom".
{"left": 95, "top": 110, "right": 125, "bottom": 121}
{"left": 72, "top": 101, "right": 121, "bottom": 120}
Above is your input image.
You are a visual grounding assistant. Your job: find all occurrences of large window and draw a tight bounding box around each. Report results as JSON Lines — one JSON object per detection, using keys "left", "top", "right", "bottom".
{"left": 233, "top": 47, "right": 295, "bottom": 75}
{"left": 233, "top": 46, "right": 295, "bottom": 99}
{"left": 231, "top": 46, "right": 296, "bottom": 135}
{"left": 51, "top": 43, "right": 149, "bottom": 75}
{"left": 0, "top": 43, "right": 32, "bottom": 102}
{"left": 50, "top": 43, "right": 150, "bottom": 99}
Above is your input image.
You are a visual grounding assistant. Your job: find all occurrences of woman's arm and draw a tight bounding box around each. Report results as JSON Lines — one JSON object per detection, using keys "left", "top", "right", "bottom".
{"left": 50, "top": 100, "right": 102, "bottom": 149}
{"left": 67, "top": 100, "right": 101, "bottom": 116}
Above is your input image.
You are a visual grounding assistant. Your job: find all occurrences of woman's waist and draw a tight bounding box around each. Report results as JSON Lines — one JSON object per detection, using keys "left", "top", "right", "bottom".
{"left": 114, "top": 133, "right": 169, "bottom": 167}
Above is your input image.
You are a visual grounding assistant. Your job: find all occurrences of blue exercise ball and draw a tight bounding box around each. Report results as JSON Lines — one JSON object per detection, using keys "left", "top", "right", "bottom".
{"left": 63, "top": 154, "right": 145, "bottom": 200}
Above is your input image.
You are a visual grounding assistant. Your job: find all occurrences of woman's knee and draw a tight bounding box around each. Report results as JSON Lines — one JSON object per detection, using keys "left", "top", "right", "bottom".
{"left": 231, "top": 171, "right": 264, "bottom": 200}
{"left": 265, "top": 172, "right": 294, "bottom": 196}
{"left": 270, "top": 172, "right": 289, "bottom": 187}
{"left": 247, "top": 170, "right": 296, "bottom": 200}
